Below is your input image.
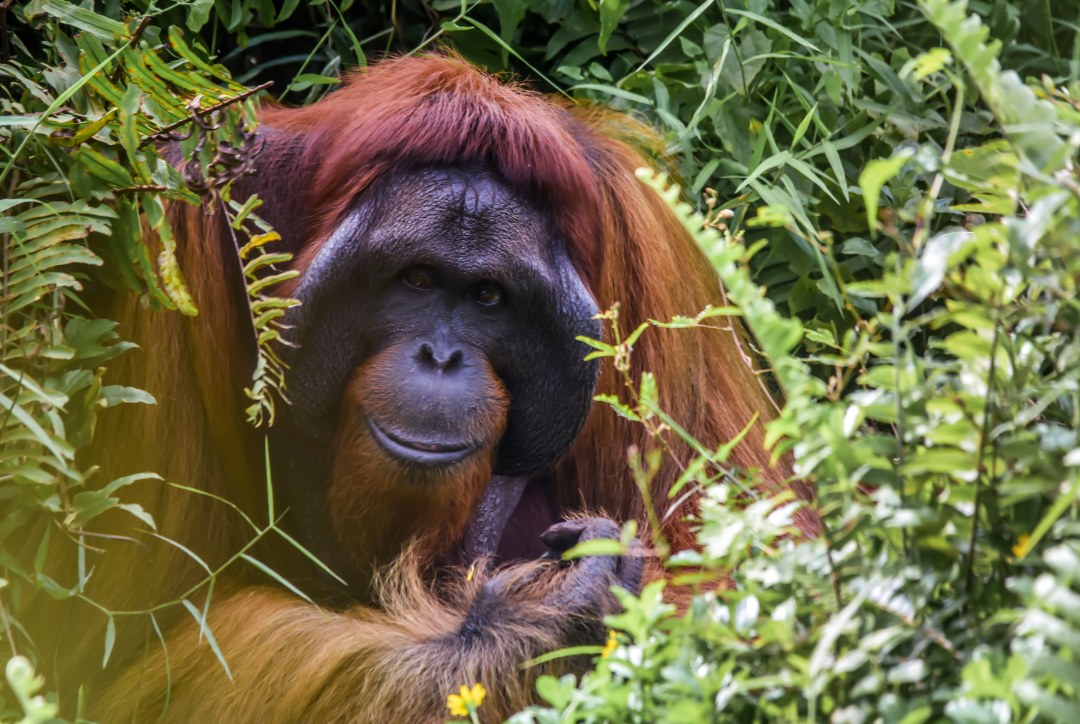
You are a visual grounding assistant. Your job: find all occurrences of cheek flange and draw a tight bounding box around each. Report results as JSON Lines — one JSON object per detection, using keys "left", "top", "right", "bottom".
{"left": 492, "top": 248, "right": 601, "bottom": 476}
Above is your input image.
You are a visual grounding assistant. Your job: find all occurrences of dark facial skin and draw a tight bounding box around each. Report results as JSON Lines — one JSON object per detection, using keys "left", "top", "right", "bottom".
{"left": 284, "top": 167, "right": 601, "bottom": 477}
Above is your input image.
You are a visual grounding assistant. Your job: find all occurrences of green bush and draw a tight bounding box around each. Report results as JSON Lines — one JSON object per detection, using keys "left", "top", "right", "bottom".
{"left": 3, "top": 0, "right": 1079, "bottom": 721}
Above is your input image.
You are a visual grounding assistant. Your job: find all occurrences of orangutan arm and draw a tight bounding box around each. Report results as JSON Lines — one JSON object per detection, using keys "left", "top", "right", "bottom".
{"left": 103, "top": 518, "right": 641, "bottom": 724}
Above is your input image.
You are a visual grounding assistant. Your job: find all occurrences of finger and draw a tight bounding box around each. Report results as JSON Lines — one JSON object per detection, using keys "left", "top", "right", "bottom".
{"left": 616, "top": 538, "right": 645, "bottom": 593}
{"left": 543, "top": 552, "right": 619, "bottom": 614}
{"left": 539, "top": 518, "right": 620, "bottom": 555}
{"left": 539, "top": 519, "right": 587, "bottom": 552}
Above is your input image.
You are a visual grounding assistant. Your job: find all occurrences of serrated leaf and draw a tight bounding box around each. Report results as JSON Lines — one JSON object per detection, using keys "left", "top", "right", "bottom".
{"left": 594, "top": 393, "right": 640, "bottom": 421}
{"left": 639, "top": 371, "right": 658, "bottom": 411}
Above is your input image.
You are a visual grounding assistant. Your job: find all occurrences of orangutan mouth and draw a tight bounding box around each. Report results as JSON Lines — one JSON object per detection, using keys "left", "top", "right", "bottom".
{"left": 367, "top": 416, "right": 475, "bottom": 466}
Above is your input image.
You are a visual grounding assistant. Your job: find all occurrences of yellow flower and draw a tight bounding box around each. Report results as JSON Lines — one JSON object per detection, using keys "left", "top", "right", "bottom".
{"left": 447, "top": 683, "right": 486, "bottom": 718}
{"left": 748, "top": 118, "right": 764, "bottom": 134}
{"left": 1012, "top": 533, "right": 1031, "bottom": 559}
{"left": 447, "top": 694, "right": 468, "bottom": 718}
{"left": 601, "top": 629, "right": 618, "bottom": 659}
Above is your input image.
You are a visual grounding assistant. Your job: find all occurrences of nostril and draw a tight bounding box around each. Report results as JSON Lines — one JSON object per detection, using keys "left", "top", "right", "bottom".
{"left": 418, "top": 342, "right": 463, "bottom": 371}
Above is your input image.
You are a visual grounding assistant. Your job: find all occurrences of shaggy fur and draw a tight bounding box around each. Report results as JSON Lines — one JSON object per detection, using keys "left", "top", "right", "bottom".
{"left": 23, "top": 55, "right": 815, "bottom": 722}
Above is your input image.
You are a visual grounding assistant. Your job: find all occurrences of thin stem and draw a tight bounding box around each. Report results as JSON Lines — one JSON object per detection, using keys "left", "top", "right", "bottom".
{"left": 911, "top": 78, "right": 965, "bottom": 252}
{"left": 965, "top": 311, "right": 1001, "bottom": 596}
{"left": 140, "top": 82, "right": 273, "bottom": 148}
{"left": 823, "top": 528, "right": 843, "bottom": 611}
{"left": 0, "top": 597, "right": 16, "bottom": 657}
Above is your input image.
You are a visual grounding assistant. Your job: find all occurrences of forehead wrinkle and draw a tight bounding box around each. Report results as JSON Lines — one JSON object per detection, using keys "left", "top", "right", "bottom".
{"left": 415, "top": 171, "right": 529, "bottom": 232}
{"left": 369, "top": 171, "right": 548, "bottom": 263}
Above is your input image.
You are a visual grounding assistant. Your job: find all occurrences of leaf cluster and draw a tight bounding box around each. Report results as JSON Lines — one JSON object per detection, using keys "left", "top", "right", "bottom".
{"left": 1, "top": 3, "right": 297, "bottom": 717}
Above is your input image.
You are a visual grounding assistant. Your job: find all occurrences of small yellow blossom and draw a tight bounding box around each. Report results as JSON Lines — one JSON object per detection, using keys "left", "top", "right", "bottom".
{"left": 447, "top": 683, "right": 486, "bottom": 718}
{"left": 601, "top": 629, "right": 618, "bottom": 659}
{"left": 1012, "top": 533, "right": 1031, "bottom": 559}
{"left": 748, "top": 118, "right": 764, "bottom": 134}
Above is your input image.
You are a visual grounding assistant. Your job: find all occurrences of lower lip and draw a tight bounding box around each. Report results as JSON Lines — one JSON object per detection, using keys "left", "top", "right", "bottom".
{"left": 366, "top": 418, "right": 474, "bottom": 467}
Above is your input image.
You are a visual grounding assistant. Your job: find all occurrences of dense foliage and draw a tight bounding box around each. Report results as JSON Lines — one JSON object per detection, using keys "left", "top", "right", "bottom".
{"left": 3, "top": 0, "right": 1080, "bottom": 721}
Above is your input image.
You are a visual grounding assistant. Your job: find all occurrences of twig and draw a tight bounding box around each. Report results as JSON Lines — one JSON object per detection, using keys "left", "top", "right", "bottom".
{"left": 138, "top": 81, "right": 273, "bottom": 149}
{"left": 0, "top": 597, "right": 16, "bottom": 658}
{"left": 115, "top": 185, "right": 167, "bottom": 194}
{"left": 109, "top": 16, "right": 152, "bottom": 84}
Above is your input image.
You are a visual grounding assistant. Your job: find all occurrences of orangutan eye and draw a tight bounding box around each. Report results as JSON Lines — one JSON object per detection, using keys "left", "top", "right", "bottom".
{"left": 471, "top": 282, "right": 505, "bottom": 308}
{"left": 401, "top": 267, "right": 436, "bottom": 291}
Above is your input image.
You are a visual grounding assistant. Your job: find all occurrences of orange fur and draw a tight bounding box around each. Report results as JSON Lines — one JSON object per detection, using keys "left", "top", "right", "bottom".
{"left": 20, "top": 55, "right": 815, "bottom": 721}
{"left": 327, "top": 355, "right": 509, "bottom": 581}
{"left": 101, "top": 553, "right": 573, "bottom": 723}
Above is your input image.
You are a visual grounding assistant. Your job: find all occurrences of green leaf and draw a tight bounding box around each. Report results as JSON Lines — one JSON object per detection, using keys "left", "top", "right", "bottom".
{"left": 638, "top": 371, "right": 658, "bottom": 411}
{"left": 726, "top": 8, "right": 821, "bottom": 52}
{"left": 76, "top": 147, "right": 134, "bottom": 188}
{"left": 919, "top": 0, "right": 1068, "bottom": 171}
{"left": 99, "top": 385, "right": 155, "bottom": 407}
{"left": 239, "top": 553, "right": 314, "bottom": 605}
{"left": 493, "top": 0, "right": 527, "bottom": 43}
{"left": 0, "top": 391, "right": 72, "bottom": 462}
{"left": 286, "top": 74, "right": 342, "bottom": 92}
{"left": 908, "top": 229, "right": 972, "bottom": 309}
{"left": 562, "top": 538, "right": 625, "bottom": 559}
{"left": 533, "top": 674, "right": 579, "bottom": 706}
{"left": 570, "top": 83, "right": 651, "bottom": 105}
{"left": 102, "top": 615, "right": 116, "bottom": 668}
{"left": 24, "top": 0, "right": 126, "bottom": 40}
{"left": 117, "top": 84, "right": 142, "bottom": 165}
{"left": 901, "top": 47, "right": 952, "bottom": 80}
{"left": 187, "top": 0, "right": 214, "bottom": 32}
{"left": 181, "top": 599, "right": 232, "bottom": 680}
{"left": 598, "top": 0, "right": 629, "bottom": 55}
{"left": 632, "top": 0, "right": 714, "bottom": 74}
{"left": 169, "top": 27, "right": 240, "bottom": 86}
{"left": 859, "top": 148, "right": 914, "bottom": 237}
{"left": 275, "top": 0, "right": 303, "bottom": 24}
{"left": 1017, "top": 478, "right": 1080, "bottom": 561}
{"left": 594, "top": 393, "right": 641, "bottom": 422}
